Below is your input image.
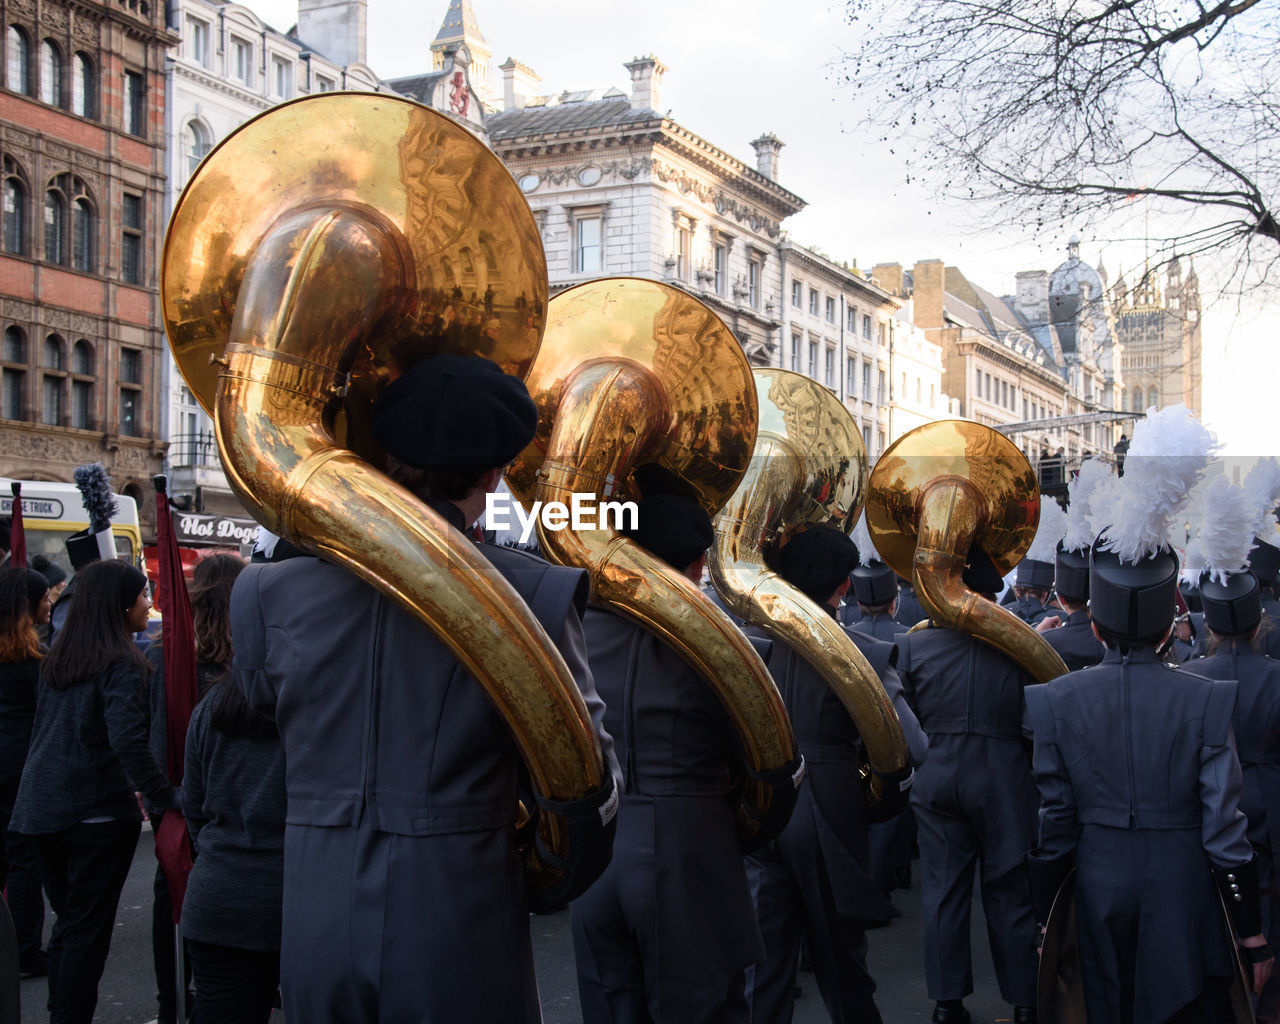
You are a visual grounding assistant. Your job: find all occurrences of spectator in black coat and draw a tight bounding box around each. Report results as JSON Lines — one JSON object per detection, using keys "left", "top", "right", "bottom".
{"left": 0, "top": 567, "right": 52, "bottom": 977}
{"left": 9, "top": 559, "right": 175, "bottom": 1024}
{"left": 182, "top": 677, "right": 285, "bottom": 1024}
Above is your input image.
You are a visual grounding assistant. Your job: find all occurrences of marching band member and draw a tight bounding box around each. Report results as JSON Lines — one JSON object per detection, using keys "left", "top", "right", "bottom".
{"left": 744, "top": 526, "right": 926, "bottom": 1024}
{"left": 1026, "top": 407, "right": 1272, "bottom": 1023}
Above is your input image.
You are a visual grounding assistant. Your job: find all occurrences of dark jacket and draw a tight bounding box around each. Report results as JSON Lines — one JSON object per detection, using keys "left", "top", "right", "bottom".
{"left": 852, "top": 610, "right": 903, "bottom": 645}
{"left": 1026, "top": 648, "right": 1251, "bottom": 1022}
{"left": 181, "top": 683, "right": 286, "bottom": 952}
{"left": 0, "top": 656, "right": 40, "bottom": 790}
{"left": 1041, "top": 610, "right": 1106, "bottom": 673}
{"left": 10, "top": 659, "right": 175, "bottom": 833}
{"left": 144, "top": 643, "right": 225, "bottom": 814}
{"left": 893, "top": 585, "right": 927, "bottom": 629}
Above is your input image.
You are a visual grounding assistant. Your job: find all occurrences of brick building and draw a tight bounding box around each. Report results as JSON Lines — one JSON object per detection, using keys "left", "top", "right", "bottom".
{"left": 2, "top": 0, "right": 174, "bottom": 533}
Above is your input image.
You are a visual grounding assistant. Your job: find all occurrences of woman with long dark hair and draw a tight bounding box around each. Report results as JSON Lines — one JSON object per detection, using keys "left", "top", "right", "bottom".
{"left": 9, "top": 559, "right": 175, "bottom": 1024}
{"left": 0, "top": 567, "right": 52, "bottom": 977}
{"left": 146, "top": 553, "right": 246, "bottom": 1023}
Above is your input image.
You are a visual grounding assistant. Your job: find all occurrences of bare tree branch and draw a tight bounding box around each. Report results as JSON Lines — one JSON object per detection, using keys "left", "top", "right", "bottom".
{"left": 838, "top": 0, "right": 1280, "bottom": 287}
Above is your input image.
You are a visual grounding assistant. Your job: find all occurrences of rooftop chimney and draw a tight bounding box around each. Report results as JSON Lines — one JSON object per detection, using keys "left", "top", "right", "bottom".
{"left": 751, "top": 133, "right": 783, "bottom": 180}
{"left": 500, "top": 57, "right": 541, "bottom": 110}
{"left": 297, "top": 0, "right": 367, "bottom": 68}
{"left": 624, "top": 56, "right": 666, "bottom": 112}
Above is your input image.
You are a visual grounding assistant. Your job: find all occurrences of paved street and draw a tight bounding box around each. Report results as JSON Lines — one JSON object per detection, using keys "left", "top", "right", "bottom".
{"left": 19, "top": 829, "right": 1017, "bottom": 1023}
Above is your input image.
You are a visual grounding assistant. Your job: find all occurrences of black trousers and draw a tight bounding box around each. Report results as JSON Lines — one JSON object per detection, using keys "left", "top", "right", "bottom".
{"left": 36, "top": 819, "right": 140, "bottom": 1024}
{"left": 186, "top": 939, "right": 280, "bottom": 1024}
{"left": 0, "top": 789, "right": 45, "bottom": 959}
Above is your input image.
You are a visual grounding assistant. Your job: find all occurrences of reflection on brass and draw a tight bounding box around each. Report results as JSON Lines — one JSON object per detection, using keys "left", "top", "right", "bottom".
{"left": 506, "top": 278, "right": 797, "bottom": 843}
{"left": 865, "top": 420, "right": 1069, "bottom": 683}
{"left": 708, "top": 369, "right": 910, "bottom": 812}
{"left": 160, "top": 93, "right": 606, "bottom": 897}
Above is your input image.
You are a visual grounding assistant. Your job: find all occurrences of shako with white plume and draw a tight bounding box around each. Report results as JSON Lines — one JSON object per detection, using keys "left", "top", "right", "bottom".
{"left": 1056, "top": 459, "right": 1110, "bottom": 603}
{"left": 849, "top": 512, "right": 897, "bottom": 607}
{"left": 1015, "top": 496, "right": 1068, "bottom": 592}
{"left": 1089, "top": 405, "right": 1216, "bottom": 641}
{"left": 1192, "top": 473, "right": 1266, "bottom": 637}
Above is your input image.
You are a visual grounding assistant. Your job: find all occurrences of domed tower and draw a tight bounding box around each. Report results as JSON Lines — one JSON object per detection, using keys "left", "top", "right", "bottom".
{"left": 1048, "top": 236, "right": 1112, "bottom": 362}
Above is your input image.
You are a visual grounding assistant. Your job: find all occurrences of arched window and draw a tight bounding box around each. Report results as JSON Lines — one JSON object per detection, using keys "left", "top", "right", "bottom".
{"left": 44, "top": 189, "right": 64, "bottom": 264}
{"left": 40, "top": 39, "right": 63, "bottom": 107}
{"left": 1129, "top": 386, "right": 1142, "bottom": 412}
{"left": 2, "top": 326, "right": 27, "bottom": 421}
{"left": 183, "top": 119, "right": 211, "bottom": 178}
{"left": 42, "top": 334, "right": 64, "bottom": 370}
{"left": 42, "top": 334, "right": 65, "bottom": 426}
{"left": 72, "top": 52, "right": 95, "bottom": 118}
{"left": 2, "top": 156, "right": 27, "bottom": 255}
{"left": 70, "top": 340, "right": 94, "bottom": 429}
{"left": 72, "top": 196, "right": 93, "bottom": 271}
{"left": 1147, "top": 388, "right": 1159, "bottom": 411}
{"left": 44, "top": 174, "right": 93, "bottom": 269}
{"left": 6, "top": 27, "right": 31, "bottom": 96}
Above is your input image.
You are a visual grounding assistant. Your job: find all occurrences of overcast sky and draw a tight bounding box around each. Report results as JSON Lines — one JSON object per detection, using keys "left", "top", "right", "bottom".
{"left": 247, "top": 0, "right": 1275, "bottom": 455}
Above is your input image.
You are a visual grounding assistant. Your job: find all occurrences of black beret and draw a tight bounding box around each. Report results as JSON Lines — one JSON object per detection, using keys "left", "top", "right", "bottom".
{"left": 777, "top": 528, "right": 859, "bottom": 601}
{"left": 962, "top": 543, "right": 1004, "bottom": 597}
{"left": 621, "top": 494, "right": 714, "bottom": 570}
{"left": 371, "top": 354, "right": 538, "bottom": 471}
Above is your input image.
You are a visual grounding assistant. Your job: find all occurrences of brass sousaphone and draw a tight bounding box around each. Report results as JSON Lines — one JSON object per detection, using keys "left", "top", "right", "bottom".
{"left": 505, "top": 278, "right": 802, "bottom": 848}
{"left": 161, "top": 93, "right": 609, "bottom": 900}
{"left": 709, "top": 369, "right": 913, "bottom": 818}
{"left": 865, "top": 420, "right": 1068, "bottom": 682}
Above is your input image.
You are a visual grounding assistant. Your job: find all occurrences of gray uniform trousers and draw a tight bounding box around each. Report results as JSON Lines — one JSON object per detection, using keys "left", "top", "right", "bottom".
{"left": 572, "top": 605, "right": 761, "bottom": 1024}
{"left": 900, "top": 626, "right": 1039, "bottom": 1007}
{"left": 743, "top": 623, "right": 926, "bottom": 1024}
{"left": 232, "top": 526, "right": 611, "bottom": 1024}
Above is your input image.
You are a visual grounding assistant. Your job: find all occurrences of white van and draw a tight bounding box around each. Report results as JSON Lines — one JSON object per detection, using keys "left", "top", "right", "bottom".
{"left": 0, "top": 478, "right": 143, "bottom": 573}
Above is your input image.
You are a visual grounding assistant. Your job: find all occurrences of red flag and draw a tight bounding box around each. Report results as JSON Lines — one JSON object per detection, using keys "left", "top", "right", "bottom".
{"left": 9, "top": 482, "right": 26, "bottom": 568}
{"left": 152, "top": 474, "right": 199, "bottom": 921}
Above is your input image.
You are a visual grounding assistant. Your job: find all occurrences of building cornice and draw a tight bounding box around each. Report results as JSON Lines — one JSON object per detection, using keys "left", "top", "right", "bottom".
{"left": 780, "top": 242, "right": 900, "bottom": 308}
{"left": 173, "top": 61, "right": 273, "bottom": 108}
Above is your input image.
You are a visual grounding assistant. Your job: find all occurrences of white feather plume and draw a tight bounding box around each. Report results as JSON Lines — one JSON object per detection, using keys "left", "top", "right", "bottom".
{"left": 1026, "top": 496, "right": 1068, "bottom": 563}
{"left": 1245, "top": 457, "right": 1280, "bottom": 543}
{"left": 1096, "top": 404, "right": 1217, "bottom": 564}
{"left": 850, "top": 512, "right": 882, "bottom": 565}
{"left": 1063, "top": 458, "right": 1110, "bottom": 553}
{"left": 1194, "top": 475, "right": 1257, "bottom": 583}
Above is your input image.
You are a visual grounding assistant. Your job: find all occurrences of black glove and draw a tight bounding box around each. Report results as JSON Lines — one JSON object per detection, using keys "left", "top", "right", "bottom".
{"left": 737, "top": 754, "right": 806, "bottom": 855}
{"left": 525, "top": 776, "right": 619, "bottom": 916}
{"left": 861, "top": 763, "right": 914, "bottom": 824}
{"left": 1027, "top": 849, "right": 1075, "bottom": 924}
{"left": 1216, "top": 854, "right": 1264, "bottom": 938}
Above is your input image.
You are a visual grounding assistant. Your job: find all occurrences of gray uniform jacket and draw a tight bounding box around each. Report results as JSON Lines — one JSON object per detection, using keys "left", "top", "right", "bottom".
{"left": 742, "top": 619, "right": 926, "bottom": 1022}
{"left": 1025, "top": 648, "right": 1252, "bottom": 1022}
{"left": 851, "top": 611, "right": 903, "bottom": 645}
{"left": 233, "top": 516, "right": 613, "bottom": 1024}
{"left": 898, "top": 625, "right": 1039, "bottom": 1006}
{"left": 1009, "top": 595, "right": 1050, "bottom": 626}
{"left": 572, "top": 603, "right": 761, "bottom": 1023}
{"left": 1041, "top": 610, "right": 1106, "bottom": 673}
{"left": 1261, "top": 596, "right": 1280, "bottom": 658}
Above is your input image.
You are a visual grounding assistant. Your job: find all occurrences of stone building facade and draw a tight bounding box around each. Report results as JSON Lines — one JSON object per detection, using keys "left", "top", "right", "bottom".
{"left": 1111, "top": 257, "right": 1201, "bottom": 418}
{"left": 779, "top": 241, "right": 949, "bottom": 457}
{"left": 485, "top": 56, "right": 805, "bottom": 368}
{"left": 2, "top": 0, "right": 175, "bottom": 532}
{"left": 874, "top": 246, "right": 1126, "bottom": 466}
